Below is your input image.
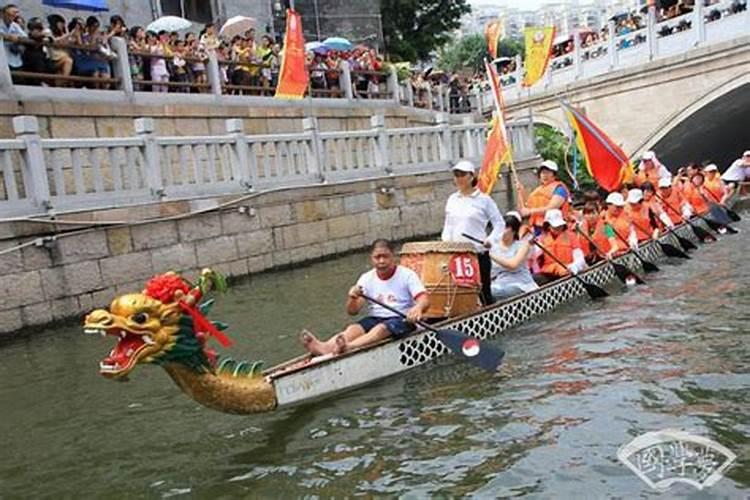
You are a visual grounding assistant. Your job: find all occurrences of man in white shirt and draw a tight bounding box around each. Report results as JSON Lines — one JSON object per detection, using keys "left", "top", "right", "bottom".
{"left": 722, "top": 150, "right": 750, "bottom": 198}
{"left": 0, "top": 4, "right": 26, "bottom": 72}
{"left": 301, "top": 239, "right": 429, "bottom": 356}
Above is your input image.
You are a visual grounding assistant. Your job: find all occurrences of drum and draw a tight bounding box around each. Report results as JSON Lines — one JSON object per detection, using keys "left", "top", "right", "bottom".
{"left": 400, "top": 241, "right": 481, "bottom": 319}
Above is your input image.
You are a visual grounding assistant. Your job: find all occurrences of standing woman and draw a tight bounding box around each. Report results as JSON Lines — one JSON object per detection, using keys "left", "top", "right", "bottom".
{"left": 441, "top": 160, "right": 505, "bottom": 306}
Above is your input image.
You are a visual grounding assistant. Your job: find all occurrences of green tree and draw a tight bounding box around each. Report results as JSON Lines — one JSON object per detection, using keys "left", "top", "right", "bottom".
{"left": 437, "top": 34, "right": 525, "bottom": 73}
{"left": 534, "top": 124, "right": 597, "bottom": 195}
{"left": 381, "top": 0, "right": 471, "bottom": 62}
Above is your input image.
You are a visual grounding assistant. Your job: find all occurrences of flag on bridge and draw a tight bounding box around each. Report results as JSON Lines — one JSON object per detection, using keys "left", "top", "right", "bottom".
{"left": 477, "top": 59, "right": 512, "bottom": 194}
{"left": 275, "top": 9, "right": 309, "bottom": 99}
{"left": 485, "top": 20, "right": 504, "bottom": 59}
{"left": 561, "top": 101, "right": 634, "bottom": 191}
{"left": 523, "top": 26, "right": 555, "bottom": 87}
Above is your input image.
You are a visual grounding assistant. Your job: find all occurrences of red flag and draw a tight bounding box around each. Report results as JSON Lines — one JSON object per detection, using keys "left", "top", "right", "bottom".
{"left": 275, "top": 9, "right": 309, "bottom": 99}
{"left": 477, "top": 117, "right": 512, "bottom": 194}
{"left": 485, "top": 21, "right": 503, "bottom": 59}
{"left": 562, "top": 102, "right": 634, "bottom": 191}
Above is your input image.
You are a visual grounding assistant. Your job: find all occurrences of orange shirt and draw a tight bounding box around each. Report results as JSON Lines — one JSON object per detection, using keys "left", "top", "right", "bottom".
{"left": 593, "top": 211, "right": 630, "bottom": 255}
{"left": 538, "top": 230, "right": 579, "bottom": 276}
{"left": 703, "top": 176, "right": 725, "bottom": 203}
{"left": 658, "top": 189, "right": 685, "bottom": 225}
{"left": 526, "top": 181, "right": 570, "bottom": 228}
{"left": 626, "top": 203, "right": 654, "bottom": 241}
{"left": 683, "top": 184, "right": 709, "bottom": 215}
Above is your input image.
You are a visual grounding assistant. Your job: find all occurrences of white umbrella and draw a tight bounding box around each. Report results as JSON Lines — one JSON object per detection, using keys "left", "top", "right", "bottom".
{"left": 147, "top": 15, "right": 191, "bottom": 33}
{"left": 220, "top": 16, "right": 257, "bottom": 40}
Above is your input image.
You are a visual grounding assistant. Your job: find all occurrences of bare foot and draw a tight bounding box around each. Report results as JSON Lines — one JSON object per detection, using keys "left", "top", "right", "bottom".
{"left": 333, "top": 334, "right": 347, "bottom": 355}
{"left": 300, "top": 329, "right": 326, "bottom": 356}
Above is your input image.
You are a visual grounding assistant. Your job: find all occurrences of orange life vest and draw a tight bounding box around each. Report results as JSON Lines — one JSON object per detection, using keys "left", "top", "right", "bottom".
{"left": 703, "top": 176, "right": 725, "bottom": 203}
{"left": 539, "top": 230, "right": 578, "bottom": 276}
{"left": 626, "top": 203, "right": 654, "bottom": 241}
{"left": 659, "top": 189, "right": 685, "bottom": 225}
{"left": 635, "top": 168, "right": 662, "bottom": 187}
{"left": 683, "top": 184, "right": 709, "bottom": 215}
{"left": 593, "top": 212, "right": 630, "bottom": 255}
{"left": 576, "top": 217, "right": 598, "bottom": 260}
{"left": 526, "top": 180, "right": 570, "bottom": 228}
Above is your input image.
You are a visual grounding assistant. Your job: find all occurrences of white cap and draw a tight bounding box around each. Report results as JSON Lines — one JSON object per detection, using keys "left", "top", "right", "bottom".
{"left": 538, "top": 159, "right": 559, "bottom": 172}
{"left": 544, "top": 208, "right": 566, "bottom": 227}
{"left": 743, "top": 150, "right": 750, "bottom": 157}
{"left": 704, "top": 163, "right": 718, "bottom": 172}
{"left": 605, "top": 192, "right": 626, "bottom": 206}
{"left": 627, "top": 188, "right": 643, "bottom": 204}
{"left": 451, "top": 160, "right": 476, "bottom": 174}
{"left": 506, "top": 210, "right": 522, "bottom": 222}
{"left": 642, "top": 151, "right": 655, "bottom": 161}
{"left": 658, "top": 177, "right": 672, "bottom": 188}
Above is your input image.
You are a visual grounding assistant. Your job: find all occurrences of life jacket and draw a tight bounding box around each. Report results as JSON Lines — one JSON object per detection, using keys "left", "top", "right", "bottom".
{"left": 683, "top": 184, "right": 709, "bottom": 215}
{"left": 703, "top": 176, "right": 725, "bottom": 203}
{"left": 626, "top": 203, "right": 653, "bottom": 241}
{"left": 576, "top": 217, "right": 598, "bottom": 260}
{"left": 635, "top": 168, "right": 662, "bottom": 187}
{"left": 539, "top": 230, "right": 577, "bottom": 276}
{"left": 526, "top": 180, "right": 570, "bottom": 228}
{"left": 659, "top": 189, "right": 685, "bottom": 225}
{"left": 593, "top": 211, "right": 630, "bottom": 255}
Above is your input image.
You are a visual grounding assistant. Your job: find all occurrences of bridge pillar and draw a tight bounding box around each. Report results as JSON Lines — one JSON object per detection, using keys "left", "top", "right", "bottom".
{"left": 694, "top": 1, "right": 706, "bottom": 46}
{"left": 573, "top": 32, "right": 582, "bottom": 79}
{"left": 647, "top": 6, "right": 658, "bottom": 60}
{"left": 607, "top": 21, "right": 618, "bottom": 69}
{"left": 340, "top": 61, "right": 354, "bottom": 100}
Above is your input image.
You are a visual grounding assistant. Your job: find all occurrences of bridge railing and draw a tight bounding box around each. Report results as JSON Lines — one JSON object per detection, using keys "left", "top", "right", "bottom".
{"left": 492, "top": 0, "right": 748, "bottom": 108}
{"left": 0, "top": 114, "right": 537, "bottom": 218}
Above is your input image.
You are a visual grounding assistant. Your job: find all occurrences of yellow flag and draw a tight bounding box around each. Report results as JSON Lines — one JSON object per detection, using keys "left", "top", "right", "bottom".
{"left": 523, "top": 26, "right": 555, "bottom": 87}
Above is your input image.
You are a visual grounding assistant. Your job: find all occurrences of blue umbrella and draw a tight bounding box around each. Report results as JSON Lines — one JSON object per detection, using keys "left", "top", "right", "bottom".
{"left": 42, "top": 0, "right": 109, "bottom": 12}
{"left": 305, "top": 41, "right": 329, "bottom": 55}
{"left": 323, "top": 37, "right": 353, "bottom": 51}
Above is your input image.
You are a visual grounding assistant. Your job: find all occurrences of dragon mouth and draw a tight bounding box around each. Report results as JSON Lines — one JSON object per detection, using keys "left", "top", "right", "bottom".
{"left": 85, "top": 327, "right": 155, "bottom": 378}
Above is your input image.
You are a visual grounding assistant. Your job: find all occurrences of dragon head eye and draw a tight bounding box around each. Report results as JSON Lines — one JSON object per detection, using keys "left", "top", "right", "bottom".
{"left": 132, "top": 312, "right": 148, "bottom": 324}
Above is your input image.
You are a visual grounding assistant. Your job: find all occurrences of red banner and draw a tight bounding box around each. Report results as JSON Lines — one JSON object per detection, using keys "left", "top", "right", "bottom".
{"left": 274, "top": 9, "right": 309, "bottom": 99}
{"left": 485, "top": 21, "right": 503, "bottom": 60}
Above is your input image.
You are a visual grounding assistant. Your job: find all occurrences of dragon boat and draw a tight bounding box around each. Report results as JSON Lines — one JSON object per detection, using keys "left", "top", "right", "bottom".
{"left": 84, "top": 216, "right": 729, "bottom": 415}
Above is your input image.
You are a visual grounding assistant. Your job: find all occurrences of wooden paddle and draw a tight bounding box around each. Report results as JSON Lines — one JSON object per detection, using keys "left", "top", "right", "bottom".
{"left": 530, "top": 238, "right": 609, "bottom": 300}
{"left": 654, "top": 192, "right": 716, "bottom": 243}
{"left": 629, "top": 219, "right": 690, "bottom": 260}
{"left": 608, "top": 226, "right": 660, "bottom": 273}
{"left": 359, "top": 293, "right": 506, "bottom": 373}
{"left": 574, "top": 224, "right": 645, "bottom": 285}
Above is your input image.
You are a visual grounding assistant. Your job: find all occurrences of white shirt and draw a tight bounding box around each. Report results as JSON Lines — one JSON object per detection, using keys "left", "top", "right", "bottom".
{"left": 356, "top": 266, "right": 426, "bottom": 317}
{"left": 722, "top": 159, "right": 750, "bottom": 182}
{"left": 441, "top": 189, "right": 505, "bottom": 251}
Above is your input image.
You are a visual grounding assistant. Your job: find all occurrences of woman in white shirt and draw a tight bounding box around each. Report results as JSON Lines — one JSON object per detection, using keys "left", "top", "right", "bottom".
{"left": 441, "top": 160, "right": 505, "bottom": 305}
{"left": 490, "top": 214, "right": 538, "bottom": 300}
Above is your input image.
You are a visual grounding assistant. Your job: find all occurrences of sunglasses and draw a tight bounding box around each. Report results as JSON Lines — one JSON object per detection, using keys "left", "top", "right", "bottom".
{"left": 453, "top": 170, "right": 470, "bottom": 177}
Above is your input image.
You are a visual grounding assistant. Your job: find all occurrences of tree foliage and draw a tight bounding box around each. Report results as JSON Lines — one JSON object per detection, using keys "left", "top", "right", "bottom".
{"left": 534, "top": 124, "right": 597, "bottom": 194}
{"left": 381, "top": 0, "right": 471, "bottom": 62}
{"left": 437, "top": 34, "right": 525, "bottom": 73}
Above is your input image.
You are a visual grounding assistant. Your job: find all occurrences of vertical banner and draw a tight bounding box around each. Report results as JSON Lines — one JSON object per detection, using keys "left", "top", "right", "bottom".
{"left": 274, "top": 9, "right": 309, "bottom": 99}
{"left": 523, "top": 26, "right": 555, "bottom": 87}
{"left": 484, "top": 20, "right": 503, "bottom": 59}
{"left": 476, "top": 58, "right": 512, "bottom": 195}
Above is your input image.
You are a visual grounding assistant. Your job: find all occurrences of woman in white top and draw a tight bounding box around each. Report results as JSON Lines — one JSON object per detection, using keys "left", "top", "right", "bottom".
{"left": 490, "top": 214, "right": 538, "bottom": 300}
{"left": 441, "top": 160, "right": 505, "bottom": 305}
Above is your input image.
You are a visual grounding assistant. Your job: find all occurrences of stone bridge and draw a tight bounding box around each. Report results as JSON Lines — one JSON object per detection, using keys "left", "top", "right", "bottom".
{"left": 497, "top": 4, "right": 749, "bottom": 169}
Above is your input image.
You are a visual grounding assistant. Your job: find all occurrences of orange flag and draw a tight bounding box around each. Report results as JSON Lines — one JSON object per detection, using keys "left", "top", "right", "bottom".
{"left": 477, "top": 59, "right": 512, "bottom": 194}
{"left": 274, "top": 9, "right": 309, "bottom": 99}
{"left": 561, "top": 101, "right": 634, "bottom": 191}
{"left": 485, "top": 21, "right": 503, "bottom": 59}
{"left": 523, "top": 26, "right": 555, "bottom": 87}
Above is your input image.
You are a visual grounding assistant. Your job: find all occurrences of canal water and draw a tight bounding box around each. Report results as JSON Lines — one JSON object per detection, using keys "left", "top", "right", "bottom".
{"left": 1, "top": 221, "right": 748, "bottom": 498}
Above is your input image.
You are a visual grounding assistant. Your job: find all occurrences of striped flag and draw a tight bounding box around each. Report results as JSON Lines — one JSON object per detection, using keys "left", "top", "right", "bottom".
{"left": 561, "top": 101, "right": 634, "bottom": 191}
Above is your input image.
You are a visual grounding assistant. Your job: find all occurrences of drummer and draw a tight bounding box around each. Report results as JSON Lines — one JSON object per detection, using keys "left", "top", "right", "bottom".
{"left": 301, "top": 239, "right": 429, "bottom": 356}
{"left": 441, "top": 160, "right": 505, "bottom": 306}
{"left": 518, "top": 160, "right": 571, "bottom": 235}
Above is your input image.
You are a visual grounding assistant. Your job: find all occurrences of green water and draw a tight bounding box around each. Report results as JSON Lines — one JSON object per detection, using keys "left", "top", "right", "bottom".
{"left": 0, "top": 222, "right": 748, "bottom": 498}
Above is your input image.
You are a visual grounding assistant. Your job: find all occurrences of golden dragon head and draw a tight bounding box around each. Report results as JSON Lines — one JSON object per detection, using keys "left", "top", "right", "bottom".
{"left": 84, "top": 270, "right": 229, "bottom": 379}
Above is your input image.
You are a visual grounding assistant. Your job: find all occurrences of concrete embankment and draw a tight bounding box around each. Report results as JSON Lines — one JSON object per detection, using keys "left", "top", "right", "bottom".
{"left": 0, "top": 162, "right": 536, "bottom": 336}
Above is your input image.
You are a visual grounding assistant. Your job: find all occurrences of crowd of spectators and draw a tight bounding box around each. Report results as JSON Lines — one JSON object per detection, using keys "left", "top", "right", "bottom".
{"left": 0, "top": 3, "right": 389, "bottom": 96}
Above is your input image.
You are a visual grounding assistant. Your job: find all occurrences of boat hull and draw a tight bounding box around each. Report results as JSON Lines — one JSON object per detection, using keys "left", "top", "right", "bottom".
{"left": 269, "top": 221, "right": 703, "bottom": 410}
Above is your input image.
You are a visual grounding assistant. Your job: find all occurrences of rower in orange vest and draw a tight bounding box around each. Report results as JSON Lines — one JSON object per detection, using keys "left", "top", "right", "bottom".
{"left": 592, "top": 192, "right": 637, "bottom": 258}
{"left": 641, "top": 181, "right": 674, "bottom": 230}
{"left": 634, "top": 151, "right": 670, "bottom": 187}
{"left": 574, "top": 194, "right": 602, "bottom": 264}
{"left": 519, "top": 160, "right": 571, "bottom": 235}
{"left": 657, "top": 177, "right": 693, "bottom": 224}
{"left": 625, "top": 188, "right": 658, "bottom": 242}
{"left": 702, "top": 163, "right": 728, "bottom": 205}
{"left": 533, "top": 209, "right": 586, "bottom": 285}
{"left": 681, "top": 172, "right": 710, "bottom": 215}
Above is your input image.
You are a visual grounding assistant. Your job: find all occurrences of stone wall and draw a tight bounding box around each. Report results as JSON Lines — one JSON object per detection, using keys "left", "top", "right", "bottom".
{"left": 0, "top": 161, "right": 536, "bottom": 336}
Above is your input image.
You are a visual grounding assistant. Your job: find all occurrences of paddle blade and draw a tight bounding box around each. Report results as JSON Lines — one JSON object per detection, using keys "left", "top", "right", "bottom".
{"left": 660, "top": 242, "right": 690, "bottom": 259}
{"left": 612, "top": 262, "right": 645, "bottom": 285}
{"left": 703, "top": 217, "right": 724, "bottom": 233}
{"left": 676, "top": 235, "right": 697, "bottom": 251}
{"left": 640, "top": 258, "right": 660, "bottom": 273}
{"left": 435, "top": 329, "right": 505, "bottom": 373}
{"left": 726, "top": 208, "right": 741, "bottom": 222}
{"left": 583, "top": 281, "right": 609, "bottom": 299}
{"left": 690, "top": 223, "right": 715, "bottom": 242}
